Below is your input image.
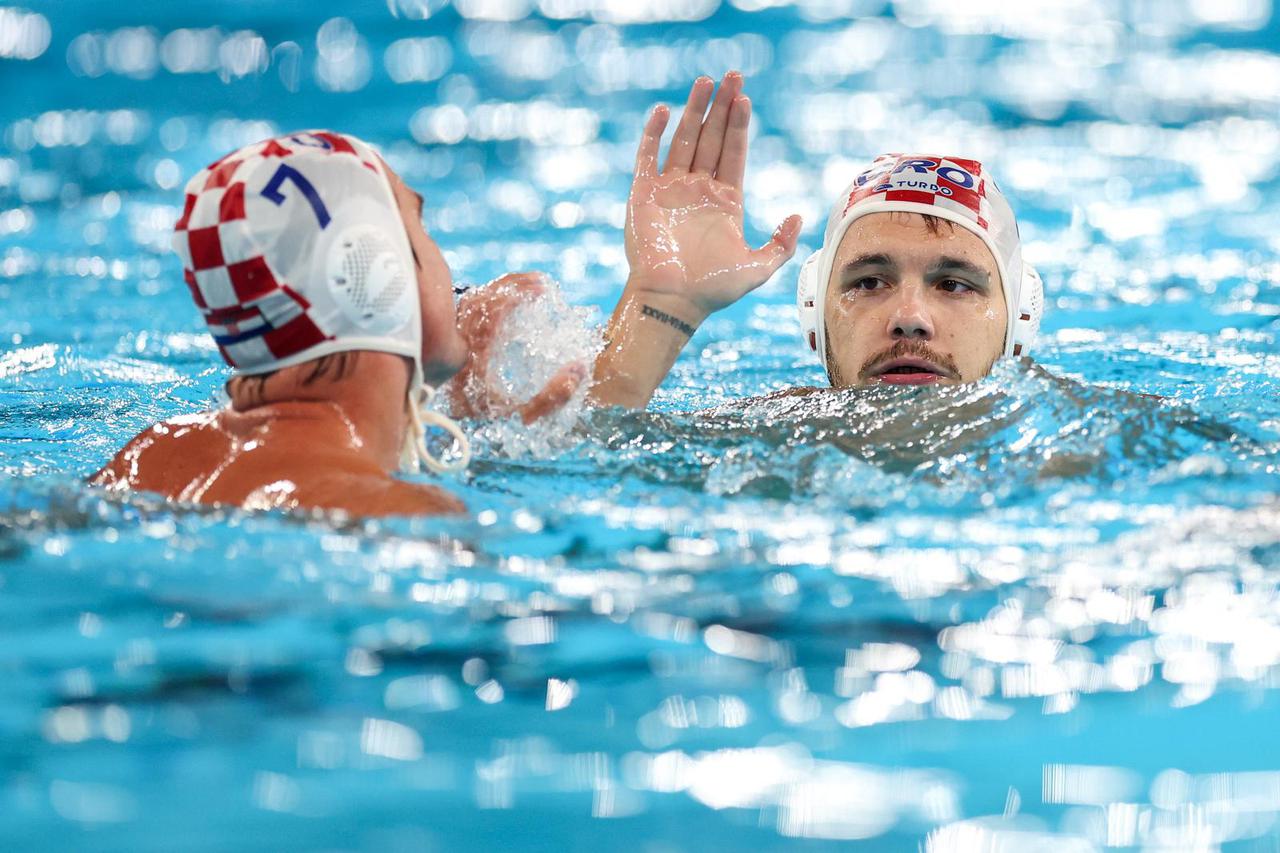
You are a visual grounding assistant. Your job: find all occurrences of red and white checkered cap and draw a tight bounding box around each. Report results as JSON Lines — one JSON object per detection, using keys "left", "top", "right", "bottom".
{"left": 798, "top": 154, "right": 1043, "bottom": 368}
{"left": 172, "top": 130, "right": 422, "bottom": 386}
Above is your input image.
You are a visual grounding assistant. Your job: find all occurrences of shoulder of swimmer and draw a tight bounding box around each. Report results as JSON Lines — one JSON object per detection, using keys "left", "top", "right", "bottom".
{"left": 689, "top": 385, "right": 827, "bottom": 416}
{"left": 90, "top": 408, "right": 375, "bottom": 491}
{"left": 290, "top": 475, "right": 466, "bottom": 517}
{"left": 91, "top": 411, "right": 464, "bottom": 516}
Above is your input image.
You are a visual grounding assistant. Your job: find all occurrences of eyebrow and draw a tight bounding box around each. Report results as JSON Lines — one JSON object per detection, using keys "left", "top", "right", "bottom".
{"left": 839, "top": 253, "right": 896, "bottom": 276}
{"left": 927, "top": 256, "right": 991, "bottom": 289}
{"left": 412, "top": 190, "right": 424, "bottom": 216}
{"left": 839, "top": 253, "right": 991, "bottom": 289}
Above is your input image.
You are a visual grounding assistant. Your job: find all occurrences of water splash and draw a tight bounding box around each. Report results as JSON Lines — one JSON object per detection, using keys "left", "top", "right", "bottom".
{"left": 462, "top": 282, "right": 602, "bottom": 458}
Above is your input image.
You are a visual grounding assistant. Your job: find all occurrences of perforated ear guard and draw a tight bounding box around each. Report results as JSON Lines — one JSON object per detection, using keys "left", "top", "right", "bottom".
{"left": 796, "top": 250, "right": 822, "bottom": 354}
{"left": 1009, "top": 263, "right": 1043, "bottom": 358}
{"left": 325, "top": 223, "right": 416, "bottom": 335}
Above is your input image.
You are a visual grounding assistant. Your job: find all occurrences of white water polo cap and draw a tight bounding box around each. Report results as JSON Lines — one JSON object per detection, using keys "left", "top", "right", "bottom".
{"left": 172, "top": 130, "right": 469, "bottom": 473}
{"left": 796, "top": 154, "right": 1044, "bottom": 374}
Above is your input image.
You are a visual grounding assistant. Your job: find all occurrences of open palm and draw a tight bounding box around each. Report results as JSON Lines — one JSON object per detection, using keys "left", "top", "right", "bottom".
{"left": 590, "top": 74, "right": 803, "bottom": 409}
{"left": 625, "top": 73, "right": 801, "bottom": 319}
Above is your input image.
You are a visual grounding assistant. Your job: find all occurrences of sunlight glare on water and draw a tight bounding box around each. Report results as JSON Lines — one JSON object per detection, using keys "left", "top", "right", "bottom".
{"left": 1, "top": 1, "right": 1279, "bottom": 850}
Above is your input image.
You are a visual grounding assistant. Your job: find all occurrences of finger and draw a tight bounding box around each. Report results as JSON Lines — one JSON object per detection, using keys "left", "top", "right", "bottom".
{"left": 484, "top": 271, "right": 548, "bottom": 295}
{"left": 518, "top": 362, "right": 588, "bottom": 424}
{"left": 715, "top": 95, "right": 751, "bottom": 189}
{"left": 691, "top": 71, "right": 743, "bottom": 175}
{"left": 634, "top": 105, "right": 669, "bottom": 179}
{"left": 458, "top": 272, "right": 548, "bottom": 348}
{"left": 464, "top": 272, "right": 547, "bottom": 315}
{"left": 744, "top": 214, "right": 803, "bottom": 285}
{"left": 457, "top": 286, "right": 521, "bottom": 337}
{"left": 662, "top": 77, "right": 714, "bottom": 174}
{"left": 443, "top": 373, "right": 478, "bottom": 419}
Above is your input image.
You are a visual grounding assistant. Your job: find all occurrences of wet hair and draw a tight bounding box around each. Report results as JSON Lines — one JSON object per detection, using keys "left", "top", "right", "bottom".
{"left": 226, "top": 352, "right": 359, "bottom": 405}
{"left": 910, "top": 212, "right": 956, "bottom": 235}
{"left": 301, "top": 351, "right": 358, "bottom": 385}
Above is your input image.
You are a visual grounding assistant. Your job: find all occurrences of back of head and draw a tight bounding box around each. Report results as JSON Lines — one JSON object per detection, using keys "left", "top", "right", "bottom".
{"left": 173, "top": 131, "right": 422, "bottom": 386}
{"left": 172, "top": 130, "right": 469, "bottom": 474}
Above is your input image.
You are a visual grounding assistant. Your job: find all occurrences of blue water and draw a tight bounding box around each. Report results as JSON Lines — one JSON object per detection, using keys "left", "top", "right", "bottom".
{"left": 3, "top": 2, "right": 1280, "bottom": 850}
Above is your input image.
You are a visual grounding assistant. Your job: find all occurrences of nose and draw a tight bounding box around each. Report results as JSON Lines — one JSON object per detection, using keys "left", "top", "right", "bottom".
{"left": 885, "top": 284, "right": 934, "bottom": 341}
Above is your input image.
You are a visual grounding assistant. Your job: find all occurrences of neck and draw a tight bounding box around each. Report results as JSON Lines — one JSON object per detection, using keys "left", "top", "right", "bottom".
{"left": 228, "top": 352, "right": 414, "bottom": 473}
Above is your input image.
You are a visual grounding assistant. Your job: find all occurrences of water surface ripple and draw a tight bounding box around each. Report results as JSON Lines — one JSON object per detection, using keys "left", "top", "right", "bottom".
{"left": 1, "top": 2, "right": 1279, "bottom": 850}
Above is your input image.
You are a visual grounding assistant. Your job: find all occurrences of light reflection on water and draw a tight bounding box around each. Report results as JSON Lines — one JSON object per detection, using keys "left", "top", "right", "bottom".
{"left": 2, "top": 0, "right": 1280, "bottom": 850}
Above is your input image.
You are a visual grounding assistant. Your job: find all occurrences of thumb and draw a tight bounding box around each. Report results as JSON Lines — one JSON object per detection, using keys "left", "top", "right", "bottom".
{"left": 746, "top": 214, "right": 803, "bottom": 280}
{"left": 518, "top": 361, "right": 588, "bottom": 425}
{"left": 441, "top": 373, "right": 473, "bottom": 419}
{"left": 478, "top": 271, "right": 549, "bottom": 306}
{"left": 459, "top": 271, "right": 550, "bottom": 348}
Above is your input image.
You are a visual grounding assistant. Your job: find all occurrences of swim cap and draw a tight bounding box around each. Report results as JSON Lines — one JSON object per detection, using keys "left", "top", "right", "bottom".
{"left": 172, "top": 130, "right": 469, "bottom": 474}
{"left": 796, "top": 154, "right": 1044, "bottom": 376}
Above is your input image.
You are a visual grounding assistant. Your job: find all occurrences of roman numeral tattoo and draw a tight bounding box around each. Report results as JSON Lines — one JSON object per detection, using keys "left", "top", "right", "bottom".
{"left": 641, "top": 304, "right": 696, "bottom": 338}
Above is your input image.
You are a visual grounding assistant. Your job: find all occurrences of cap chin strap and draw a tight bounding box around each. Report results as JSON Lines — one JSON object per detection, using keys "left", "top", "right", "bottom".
{"left": 402, "top": 385, "right": 471, "bottom": 474}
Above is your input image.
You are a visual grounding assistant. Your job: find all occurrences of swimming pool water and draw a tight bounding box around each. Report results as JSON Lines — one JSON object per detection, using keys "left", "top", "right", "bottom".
{"left": 2, "top": 2, "right": 1280, "bottom": 850}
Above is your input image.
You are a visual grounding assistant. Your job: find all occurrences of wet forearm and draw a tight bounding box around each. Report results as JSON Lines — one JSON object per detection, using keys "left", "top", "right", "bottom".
{"left": 590, "top": 287, "right": 707, "bottom": 409}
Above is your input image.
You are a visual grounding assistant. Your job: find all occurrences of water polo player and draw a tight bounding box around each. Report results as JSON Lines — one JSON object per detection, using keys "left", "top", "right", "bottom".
{"left": 590, "top": 76, "right": 1043, "bottom": 406}
{"left": 91, "top": 131, "right": 580, "bottom": 516}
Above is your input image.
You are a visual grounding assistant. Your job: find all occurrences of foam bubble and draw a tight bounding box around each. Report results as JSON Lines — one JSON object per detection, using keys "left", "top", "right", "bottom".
{"left": 467, "top": 283, "right": 601, "bottom": 457}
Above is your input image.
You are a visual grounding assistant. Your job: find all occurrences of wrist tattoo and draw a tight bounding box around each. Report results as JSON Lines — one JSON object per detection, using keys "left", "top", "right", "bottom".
{"left": 641, "top": 304, "right": 696, "bottom": 338}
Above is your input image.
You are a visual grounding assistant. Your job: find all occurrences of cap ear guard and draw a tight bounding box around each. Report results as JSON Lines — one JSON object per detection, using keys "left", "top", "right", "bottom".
{"left": 325, "top": 223, "right": 416, "bottom": 336}
{"left": 796, "top": 250, "right": 822, "bottom": 355}
{"left": 1009, "top": 262, "right": 1044, "bottom": 358}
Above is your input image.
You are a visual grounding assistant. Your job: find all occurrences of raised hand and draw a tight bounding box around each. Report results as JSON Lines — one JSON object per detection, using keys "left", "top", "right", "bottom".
{"left": 591, "top": 73, "right": 802, "bottom": 409}
{"left": 626, "top": 72, "right": 802, "bottom": 321}
{"left": 445, "top": 273, "right": 588, "bottom": 425}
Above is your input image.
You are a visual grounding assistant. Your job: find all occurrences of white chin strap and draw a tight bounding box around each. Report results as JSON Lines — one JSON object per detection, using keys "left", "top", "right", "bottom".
{"left": 403, "top": 386, "right": 471, "bottom": 475}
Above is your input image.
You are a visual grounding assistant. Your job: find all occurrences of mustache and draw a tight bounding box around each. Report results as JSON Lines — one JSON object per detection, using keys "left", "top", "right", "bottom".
{"left": 858, "top": 339, "right": 960, "bottom": 381}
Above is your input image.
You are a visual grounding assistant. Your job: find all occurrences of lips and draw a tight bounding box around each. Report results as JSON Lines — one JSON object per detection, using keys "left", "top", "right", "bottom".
{"left": 870, "top": 357, "right": 952, "bottom": 385}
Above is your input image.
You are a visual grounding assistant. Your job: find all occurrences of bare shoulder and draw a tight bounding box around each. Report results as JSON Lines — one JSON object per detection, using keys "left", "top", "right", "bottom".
{"left": 753, "top": 386, "right": 826, "bottom": 402}
{"left": 693, "top": 385, "right": 827, "bottom": 416}
{"left": 90, "top": 410, "right": 465, "bottom": 517}
{"left": 298, "top": 475, "right": 466, "bottom": 517}
{"left": 89, "top": 412, "right": 229, "bottom": 491}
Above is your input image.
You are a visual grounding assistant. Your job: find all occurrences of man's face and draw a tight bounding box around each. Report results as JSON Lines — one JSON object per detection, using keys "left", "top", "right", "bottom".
{"left": 822, "top": 212, "right": 1008, "bottom": 387}
{"left": 383, "top": 165, "right": 468, "bottom": 387}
